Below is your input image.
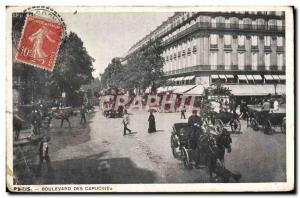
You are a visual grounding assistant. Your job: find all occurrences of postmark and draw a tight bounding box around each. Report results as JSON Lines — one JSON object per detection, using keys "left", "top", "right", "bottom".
{"left": 15, "top": 6, "right": 66, "bottom": 71}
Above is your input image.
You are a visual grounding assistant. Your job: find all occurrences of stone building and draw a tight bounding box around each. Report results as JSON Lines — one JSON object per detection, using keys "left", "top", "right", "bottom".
{"left": 123, "top": 11, "right": 286, "bottom": 96}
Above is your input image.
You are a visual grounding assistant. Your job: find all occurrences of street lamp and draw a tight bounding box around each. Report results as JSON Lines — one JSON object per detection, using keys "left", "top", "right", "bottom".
{"left": 274, "top": 82, "right": 278, "bottom": 96}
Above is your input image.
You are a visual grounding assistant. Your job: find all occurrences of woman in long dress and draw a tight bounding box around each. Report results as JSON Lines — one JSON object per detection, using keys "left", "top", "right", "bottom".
{"left": 148, "top": 111, "right": 156, "bottom": 133}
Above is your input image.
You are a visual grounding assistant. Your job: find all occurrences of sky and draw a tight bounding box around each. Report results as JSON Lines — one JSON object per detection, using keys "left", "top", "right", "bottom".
{"left": 60, "top": 12, "right": 173, "bottom": 78}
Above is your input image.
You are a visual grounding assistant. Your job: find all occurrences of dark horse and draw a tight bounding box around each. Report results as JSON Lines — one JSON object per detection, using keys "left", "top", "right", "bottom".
{"left": 48, "top": 108, "right": 77, "bottom": 128}
{"left": 196, "top": 129, "right": 241, "bottom": 182}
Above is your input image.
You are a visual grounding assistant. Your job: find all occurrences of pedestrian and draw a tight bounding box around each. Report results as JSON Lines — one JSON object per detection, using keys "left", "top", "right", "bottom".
{"left": 180, "top": 105, "right": 186, "bottom": 119}
{"left": 37, "top": 136, "right": 53, "bottom": 176}
{"left": 262, "top": 99, "right": 271, "bottom": 113}
{"left": 148, "top": 111, "right": 156, "bottom": 133}
{"left": 31, "top": 108, "right": 41, "bottom": 135}
{"left": 13, "top": 114, "right": 25, "bottom": 141}
{"left": 187, "top": 110, "right": 203, "bottom": 169}
{"left": 80, "top": 105, "right": 87, "bottom": 124}
{"left": 122, "top": 110, "right": 132, "bottom": 136}
{"left": 273, "top": 97, "right": 279, "bottom": 111}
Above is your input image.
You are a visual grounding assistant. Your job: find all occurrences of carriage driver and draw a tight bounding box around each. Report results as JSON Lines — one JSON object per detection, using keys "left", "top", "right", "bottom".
{"left": 188, "top": 110, "right": 203, "bottom": 148}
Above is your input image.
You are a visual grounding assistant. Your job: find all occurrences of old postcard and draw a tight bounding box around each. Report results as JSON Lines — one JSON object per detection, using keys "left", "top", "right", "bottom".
{"left": 6, "top": 6, "right": 294, "bottom": 192}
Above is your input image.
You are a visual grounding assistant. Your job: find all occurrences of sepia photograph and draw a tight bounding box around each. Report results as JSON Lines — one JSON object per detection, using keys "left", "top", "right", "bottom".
{"left": 6, "top": 6, "right": 294, "bottom": 192}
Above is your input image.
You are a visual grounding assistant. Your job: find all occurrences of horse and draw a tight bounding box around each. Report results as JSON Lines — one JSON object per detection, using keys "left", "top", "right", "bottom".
{"left": 48, "top": 108, "right": 77, "bottom": 128}
{"left": 195, "top": 132, "right": 219, "bottom": 181}
{"left": 213, "top": 129, "right": 241, "bottom": 182}
{"left": 215, "top": 128, "right": 232, "bottom": 167}
{"left": 196, "top": 129, "right": 241, "bottom": 182}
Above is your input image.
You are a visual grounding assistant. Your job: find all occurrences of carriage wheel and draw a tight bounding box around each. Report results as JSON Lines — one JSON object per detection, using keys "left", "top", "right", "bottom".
{"left": 231, "top": 119, "right": 241, "bottom": 133}
{"left": 181, "top": 147, "right": 193, "bottom": 169}
{"left": 170, "top": 134, "right": 179, "bottom": 158}
{"left": 263, "top": 119, "right": 273, "bottom": 134}
{"left": 251, "top": 118, "right": 259, "bottom": 131}
{"left": 215, "top": 119, "right": 224, "bottom": 134}
{"left": 281, "top": 118, "right": 286, "bottom": 134}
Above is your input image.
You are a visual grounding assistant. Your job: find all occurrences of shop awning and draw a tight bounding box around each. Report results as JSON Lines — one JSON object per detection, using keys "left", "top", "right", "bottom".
{"left": 224, "top": 84, "right": 286, "bottom": 96}
{"left": 276, "top": 84, "right": 286, "bottom": 95}
{"left": 224, "top": 85, "right": 269, "bottom": 96}
{"left": 175, "top": 77, "right": 185, "bottom": 81}
{"left": 173, "top": 85, "right": 197, "bottom": 94}
{"left": 219, "top": 75, "right": 226, "bottom": 79}
{"left": 184, "top": 85, "right": 205, "bottom": 95}
{"left": 225, "top": 75, "right": 234, "bottom": 79}
{"left": 278, "top": 75, "right": 286, "bottom": 80}
{"left": 183, "top": 75, "right": 195, "bottom": 80}
{"left": 237, "top": 75, "right": 248, "bottom": 80}
{"left": 253, "top": 75, "right": 263, "bottom": 80}
{"left": 246, "top": 75, "right": 254, "bottom": 81}
{"left": 157, "top": 87, "right": 168, "bottom": 93}
{"left": 272, "top": 75, "right": 280, "bottom": 81}
{"left": 211, "top": 75, "right": 219, "bottom": 79}
{"left": 264, "top": 75, "right": 274, "bottom": 80}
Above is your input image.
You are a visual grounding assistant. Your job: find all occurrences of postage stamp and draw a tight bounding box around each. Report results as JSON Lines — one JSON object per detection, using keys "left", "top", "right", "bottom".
{"left": 6, "top": 6, "right": 294, "bottom": 193}
{"left": 15, "top": 15, "right": 64, "bottom": 71}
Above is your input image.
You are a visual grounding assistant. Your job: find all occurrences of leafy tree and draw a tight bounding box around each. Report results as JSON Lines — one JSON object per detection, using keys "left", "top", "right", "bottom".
{"left": 125, "top": 40, "right": 165, "bottom": 93}
{"left": 100, "top": 57, "right": 125, "bottom": 90}
{"left": 52, "top": 32, "right": 95, "bottom": 106}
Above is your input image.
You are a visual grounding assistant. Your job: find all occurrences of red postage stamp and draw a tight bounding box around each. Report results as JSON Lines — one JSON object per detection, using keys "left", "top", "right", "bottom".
{"left": 15, "top": 15, "right": 64, "bottom": 71}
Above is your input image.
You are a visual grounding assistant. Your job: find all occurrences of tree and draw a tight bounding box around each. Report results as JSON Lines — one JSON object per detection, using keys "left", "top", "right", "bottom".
{"left": 52, "top": 32, "right": 95, "bottom": 106}
{"left": 100, "top": 57, "right": 125, "bottom": 90}
{"left": 125, "top": 40, "right": 165, "bottom": 93}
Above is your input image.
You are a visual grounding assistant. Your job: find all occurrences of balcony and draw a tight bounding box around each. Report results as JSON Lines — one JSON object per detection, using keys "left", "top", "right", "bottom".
{"left": 162, "top": 22, "right": 285, "bottom": 46}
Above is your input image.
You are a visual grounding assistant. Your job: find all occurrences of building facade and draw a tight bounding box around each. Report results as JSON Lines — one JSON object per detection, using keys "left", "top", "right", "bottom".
{"left": 123, "top": 11, "right": 285, "bottom": 95}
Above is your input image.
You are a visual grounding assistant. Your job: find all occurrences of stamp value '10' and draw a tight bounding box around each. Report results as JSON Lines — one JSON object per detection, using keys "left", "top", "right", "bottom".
{"left": 15, "top": 15, "right": 64, "bottom": 71}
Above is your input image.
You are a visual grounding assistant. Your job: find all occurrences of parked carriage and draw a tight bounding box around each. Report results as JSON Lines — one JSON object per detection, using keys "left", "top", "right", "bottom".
{"left": 248, "top": 105, "right": 286, "bottom": 134}
{"left": 170, "top": 123, "right": 222, "bottom": 169}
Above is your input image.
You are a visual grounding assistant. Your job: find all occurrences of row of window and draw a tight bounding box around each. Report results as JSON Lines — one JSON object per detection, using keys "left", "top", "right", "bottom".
{"left": 163, "top": 34, "right": 284, "bottom": 61}
{"left": 210, "top": 34, "right": 283, "bottom": 47}
{"left": 163, "top": 52, "right": 284, "bottom": 72}
{"left": 164, "top": 18, "right": 284, "bottom": 41}
{"left": 131, "top": 12, "right": 284, "bottom": 53}
{"left": 210, "top": 52, "right": 284, "bottom": 67}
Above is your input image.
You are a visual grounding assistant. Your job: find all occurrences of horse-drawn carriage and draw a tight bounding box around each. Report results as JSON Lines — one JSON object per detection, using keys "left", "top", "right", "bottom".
{"left": 103, "top": 106, "right": 124, "bottom": 118}
{"left": 248, "top": 105, "right": 286, "bottom": 134}
{"left": 170, "top": 122, "right": 240, "bottom": 182}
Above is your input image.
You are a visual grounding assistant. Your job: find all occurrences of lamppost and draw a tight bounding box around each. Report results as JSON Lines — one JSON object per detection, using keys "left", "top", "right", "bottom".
{"left": 274, "top": 81, "right": 278, "bottom": 96}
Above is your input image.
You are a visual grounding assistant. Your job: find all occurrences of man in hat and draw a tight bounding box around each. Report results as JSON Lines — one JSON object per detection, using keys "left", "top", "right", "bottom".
{"left": 80, "top": 105, "right": 87, "bottom": 125}
{"left": 122, "top": 110, "right": 132, "bottom": 136}
{"left": 37, "top": 136, "right": 52, "bottom": 176}
{"left": 188, "top": 110, "right": 202, "bottom": 147}
{"left": 180, "top": 105, "right": 186, "bottom": 119}
{"left": 188, "top": 110, "right": 203, "bottom": 168}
